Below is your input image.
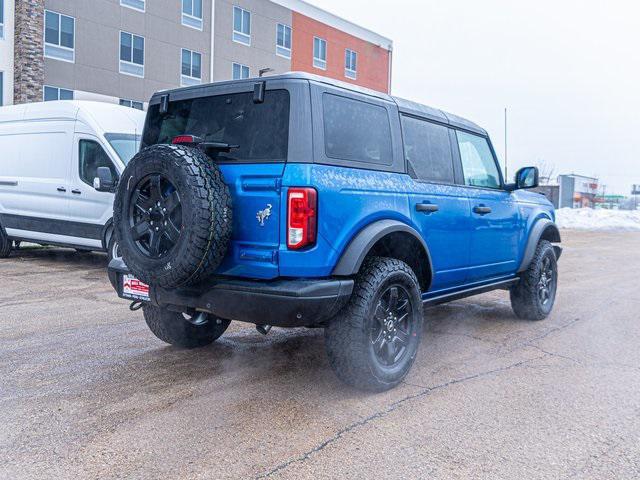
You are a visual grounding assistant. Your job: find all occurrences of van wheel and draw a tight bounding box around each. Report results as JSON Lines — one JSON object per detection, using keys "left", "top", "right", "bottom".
{"left": 510, "top": 240, "right": 558, "bottom": 321}
{"left": 143, "top": 304, "right": 231, "bottom": 349}
{"left": 324, "top": 257, "right": 423, "bottom": 392}
{"left": 0, "top": 229, "right": 12, "bottom": 258}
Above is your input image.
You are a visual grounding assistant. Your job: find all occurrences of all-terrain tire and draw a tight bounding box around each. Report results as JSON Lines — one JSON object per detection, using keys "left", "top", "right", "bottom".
{"left": 114, "top": 145, "right": 232, "bottom": 288}
{"left": 510, "top": 240, "right": 558, "bottom": 321}
{"left": 0, "top": 228, "right": 12, "bottom": 258}
{"left": 143, "top": 304, "right": 231, "bottom": 349}
{"left": 325, "top": 257, "right": 424, "bottom": 392}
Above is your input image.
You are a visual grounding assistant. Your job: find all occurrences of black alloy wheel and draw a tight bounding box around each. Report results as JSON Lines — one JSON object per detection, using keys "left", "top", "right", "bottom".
{"left": 537, "top": 255, "right": 555, "bottom": 307}
{"left": 129, "top": 174, "right": 183, "bottom": 259}
{"left": 510, "top": 240, "right": 558, "bottom": 321}
{"left": 370, "top": 284, "right": 415, "bottom": 367}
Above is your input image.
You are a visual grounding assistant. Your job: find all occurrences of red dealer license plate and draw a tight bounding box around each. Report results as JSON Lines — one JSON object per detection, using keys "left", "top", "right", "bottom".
{"left": 122, "top": 274, "right": 150, "bottom": 301}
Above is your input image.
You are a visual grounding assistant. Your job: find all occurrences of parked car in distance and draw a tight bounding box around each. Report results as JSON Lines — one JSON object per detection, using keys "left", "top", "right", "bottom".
{"left": 108, "top": 73, "right": 562, "bottom": 391}
{"left": 0, "top": 101, "right": 145, "bottom": 261}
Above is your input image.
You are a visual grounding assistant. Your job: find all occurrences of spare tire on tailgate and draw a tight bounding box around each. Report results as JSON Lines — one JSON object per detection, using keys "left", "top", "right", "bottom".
{"left": 114, "top": 144, "right": 232, "bottom": 288}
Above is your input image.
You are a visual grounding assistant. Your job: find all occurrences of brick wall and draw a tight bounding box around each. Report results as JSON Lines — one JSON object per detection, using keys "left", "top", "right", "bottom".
{"left": 291, "top": 11, "right": 391, "bottom": 93}
{"left": 14, "top": 0, "right": 45, "bottom": 104}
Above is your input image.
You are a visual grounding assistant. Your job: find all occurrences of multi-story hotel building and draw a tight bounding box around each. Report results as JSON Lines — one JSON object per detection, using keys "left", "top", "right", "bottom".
{"left": 0, "top": 0, "right": 393, "bottom": 108}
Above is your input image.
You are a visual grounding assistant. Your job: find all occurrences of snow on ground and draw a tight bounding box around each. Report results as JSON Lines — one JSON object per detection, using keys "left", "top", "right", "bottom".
{"left": 556, "top": 208, "right": 640, "bottom": 231}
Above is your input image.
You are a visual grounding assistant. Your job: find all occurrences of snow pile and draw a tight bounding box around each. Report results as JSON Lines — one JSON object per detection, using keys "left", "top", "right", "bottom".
{"left": 555, "top": 208, "right": 640, "bottom": 231}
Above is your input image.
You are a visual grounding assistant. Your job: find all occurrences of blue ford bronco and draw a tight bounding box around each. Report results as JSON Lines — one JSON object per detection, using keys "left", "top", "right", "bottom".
{"left": 105, "top": 73, "right": 561, "bottom": 391}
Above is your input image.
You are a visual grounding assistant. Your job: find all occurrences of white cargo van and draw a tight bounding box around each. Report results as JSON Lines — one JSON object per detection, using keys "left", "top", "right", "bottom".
{"left": 0, "top": 101, "right": 146, "bottom": 259}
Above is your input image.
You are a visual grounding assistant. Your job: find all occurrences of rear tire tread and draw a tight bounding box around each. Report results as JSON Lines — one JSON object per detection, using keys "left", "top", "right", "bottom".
{"left": 143, "top": 304, "right": 231, "bottom": 349}
{"left": 0, "top": 228, "right": 12, "bottom": 258}
{"left": 325, "top": 257, "right": 423, "bottom": 392}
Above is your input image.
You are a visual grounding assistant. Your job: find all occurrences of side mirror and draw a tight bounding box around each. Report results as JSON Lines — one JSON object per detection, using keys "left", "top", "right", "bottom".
{"left": 516, "top": 166, "right": 539, "bottom": 189}
{"left": 94, "top": 167, "right": 116, "bottom": 192}
{"left": 506, "top": 167, "right": 539, "bottom": 191}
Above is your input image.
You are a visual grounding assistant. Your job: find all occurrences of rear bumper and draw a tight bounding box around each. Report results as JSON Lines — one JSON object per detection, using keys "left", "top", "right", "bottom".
{"left": 108, "top": 259, "right": 354, "bottom": 327}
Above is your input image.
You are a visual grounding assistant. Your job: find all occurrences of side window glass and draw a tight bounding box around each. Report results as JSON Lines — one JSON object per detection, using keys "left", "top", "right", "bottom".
{"left": 79, "top": 140, "right": 117, "bottom": 187}
{"left": 323, "top": 93, "right": 393, "bottom": 165}
{"left": 456, "top": 131, "right": 501, "bottom": 189}
{"left": 401, "top": 115, "right": 454, "bottom": 183}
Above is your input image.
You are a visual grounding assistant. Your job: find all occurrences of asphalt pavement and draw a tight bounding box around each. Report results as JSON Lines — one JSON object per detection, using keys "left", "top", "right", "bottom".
{"left": 1, "top": 231, "right": 639, "bottom": 479}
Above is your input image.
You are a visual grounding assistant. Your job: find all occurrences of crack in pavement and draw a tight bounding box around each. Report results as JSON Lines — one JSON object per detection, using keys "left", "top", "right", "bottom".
{"left": 256, "top": 319, "right": 590, "bottom": 477}
{"left": 430, "top": 330, "right": 501, "bottom": 345}
{"left": 255, "top": 356, "right": 544, "bottom": 479}
{"left": 525, "top": 317, "right": 582, "bottom": 344}
{"left": 527, "top": 344, "right": 582, "bottom": 364}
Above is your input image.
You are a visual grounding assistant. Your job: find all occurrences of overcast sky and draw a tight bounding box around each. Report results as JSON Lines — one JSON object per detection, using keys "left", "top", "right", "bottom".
{"left": 307, "top": 0, "right": 640, "bottom": 194}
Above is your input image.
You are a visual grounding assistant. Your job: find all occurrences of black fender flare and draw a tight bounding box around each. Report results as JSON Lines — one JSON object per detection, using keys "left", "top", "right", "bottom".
{"left": 518, "top": 218, "right": 562, "bottom": 273}
{"left": 332, "top": 219, "right": 433, "bottom": 287}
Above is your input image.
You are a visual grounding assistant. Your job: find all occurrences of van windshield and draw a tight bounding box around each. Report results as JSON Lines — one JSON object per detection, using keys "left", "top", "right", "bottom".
{"left": 105, "top": 133, "right": 142, "bottom": 164}
{"left": 142, "top": 90, "right": 290, "bottom": 162}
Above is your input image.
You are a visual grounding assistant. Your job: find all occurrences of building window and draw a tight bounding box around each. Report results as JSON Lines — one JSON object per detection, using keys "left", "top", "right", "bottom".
{"left": 313, "top": 37, "right": 327, "bottom": 70}
{"left": 44, "top": 10, "right": 75, "bottom": 62}
{"left": 345, "top": 49, "right": 357, "bottom": 80}
{"left": 232, "top": 63, "right": 250, "bottom": 80}
{"left": 181, "top": 49, "right": 202, "bottom": 86}
{"left": 119, "top": 31, "right": 145, "bottom": 78}
{"left": 182, "top": 0, "right": 203, "bottom": 30}
{"left": 233, "top": 6, "right": 251, "bottom": 46}
{"left": 276, "top": 23, "right": 292, "bottom": 58}
{"left": 0, "top": 0, "right": 4, "bottom": 40}
{"left": 119, "top": 99, "right": 144, "bottom": 110}
{"left": 43, "top": 85, "right": 74, "bottom": 102}
{"left": 120, "top": 0, "right": 145, "bottom": 12}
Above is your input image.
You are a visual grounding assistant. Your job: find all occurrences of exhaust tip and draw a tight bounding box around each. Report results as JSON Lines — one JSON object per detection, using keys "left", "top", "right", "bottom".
{"left": 256, "top": 324, "right": 272, "bottom": 336}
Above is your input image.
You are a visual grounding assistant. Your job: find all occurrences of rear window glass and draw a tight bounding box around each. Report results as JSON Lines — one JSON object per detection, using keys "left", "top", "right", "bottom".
{"left": 401, "top": 115, "right": 455, "bottom": 184}
{"left": 323, "top": 93, "right": 392, "bottom": 165}
{"left": 142, "top": 90, "right": 290, "bottom": 162}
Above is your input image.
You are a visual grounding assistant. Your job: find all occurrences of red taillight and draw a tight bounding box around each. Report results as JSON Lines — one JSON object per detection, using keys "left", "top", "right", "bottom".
{"left": 172, "top": 135, "right": 200, "bottom": 145}
{"left": 287, "top": 188, "right": 317, "bottom": 250}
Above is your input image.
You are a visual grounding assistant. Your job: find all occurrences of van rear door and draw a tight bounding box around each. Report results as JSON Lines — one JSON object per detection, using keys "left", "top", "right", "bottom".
{"left": 143, "top": 80, "right": 307, "bottom": 279}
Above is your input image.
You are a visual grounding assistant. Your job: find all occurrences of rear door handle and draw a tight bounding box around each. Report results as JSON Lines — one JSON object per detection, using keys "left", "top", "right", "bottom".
{"left": 72, "top": 189, "right": 82, "bottom": 195}
{"left": 473, "top": 206, "right": 492, "bottom": 215}
{"left": 57, "top": 187, "right": 67, "bottom": 192}
{"left": 416, "top": 203, "right": 439, "bottom": 214}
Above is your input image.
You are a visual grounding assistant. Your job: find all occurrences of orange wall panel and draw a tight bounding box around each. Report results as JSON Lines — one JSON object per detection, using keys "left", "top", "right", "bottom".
{"left": 291, "top": 12, "right": 391, "bottom": 93}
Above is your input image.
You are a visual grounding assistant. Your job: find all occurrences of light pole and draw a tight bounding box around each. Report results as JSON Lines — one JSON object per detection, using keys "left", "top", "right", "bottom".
{"left": 504, "top": 108, "right": 508, "bottom": 181}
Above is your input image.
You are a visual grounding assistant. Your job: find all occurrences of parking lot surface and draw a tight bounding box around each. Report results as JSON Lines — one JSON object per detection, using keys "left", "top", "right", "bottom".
{"left": 1, "top": 231, "right": 639, "bottom": 479}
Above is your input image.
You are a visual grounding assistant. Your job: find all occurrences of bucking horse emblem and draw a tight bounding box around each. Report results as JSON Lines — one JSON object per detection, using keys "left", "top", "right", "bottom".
{"left": 256, "top": 204, "right": 273, "bottom": 227}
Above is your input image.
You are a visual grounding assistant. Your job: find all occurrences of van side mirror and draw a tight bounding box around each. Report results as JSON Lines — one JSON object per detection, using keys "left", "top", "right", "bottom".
{"left": 94, "top": 167, "right": 116, "bottom": 192}
{"left": 506, "top": 167, "right": 539, "bottom": 191}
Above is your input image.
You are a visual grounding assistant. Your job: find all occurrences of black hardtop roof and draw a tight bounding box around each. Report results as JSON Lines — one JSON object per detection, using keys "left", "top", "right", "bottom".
{"left": 150, "top": 72, "right": 487, "bottom": 136}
